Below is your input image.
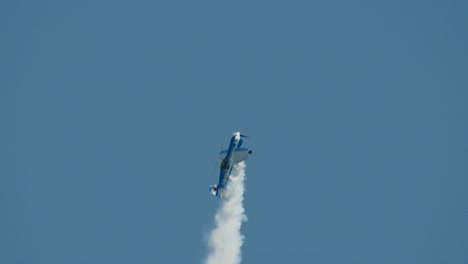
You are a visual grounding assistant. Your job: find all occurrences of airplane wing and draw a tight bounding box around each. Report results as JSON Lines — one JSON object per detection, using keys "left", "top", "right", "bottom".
{"left": 218, "top": 150, "right": 228, "bottom": 161}
{"left": 218, "top": 148, "right": 251, "bottom": 164}
{"left": 232, "top": 148, "right": 251, "bottom": 164}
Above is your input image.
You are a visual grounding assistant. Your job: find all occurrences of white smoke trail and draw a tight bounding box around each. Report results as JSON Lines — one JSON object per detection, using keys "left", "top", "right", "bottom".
{"left": 205, "top": 161, "right": 248, "bottom": 264}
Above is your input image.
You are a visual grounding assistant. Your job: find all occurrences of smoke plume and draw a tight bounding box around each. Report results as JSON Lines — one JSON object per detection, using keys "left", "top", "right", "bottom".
{"left": 205, "top": 162, "right": 247, "bottom": 264}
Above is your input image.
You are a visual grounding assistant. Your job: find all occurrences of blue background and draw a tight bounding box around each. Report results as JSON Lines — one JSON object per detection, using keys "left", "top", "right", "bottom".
{"left": 2, "top": 0, "right": 467, "bottom": 263}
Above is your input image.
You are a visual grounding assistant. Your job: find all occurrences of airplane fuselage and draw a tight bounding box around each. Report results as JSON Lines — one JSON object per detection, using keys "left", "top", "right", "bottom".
{"left": 219, "top": 133, "right": 241, "bottom": 188}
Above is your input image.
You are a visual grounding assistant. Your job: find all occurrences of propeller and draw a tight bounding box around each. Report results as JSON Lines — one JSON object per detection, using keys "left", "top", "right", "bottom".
{"left": 233, "top": 131, "right": 251, "bottom": 138}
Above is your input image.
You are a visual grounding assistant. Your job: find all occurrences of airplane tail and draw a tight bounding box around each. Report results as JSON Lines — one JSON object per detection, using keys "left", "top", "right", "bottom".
{"left": 209, "top": 185, "right": 218, "bottom": 196}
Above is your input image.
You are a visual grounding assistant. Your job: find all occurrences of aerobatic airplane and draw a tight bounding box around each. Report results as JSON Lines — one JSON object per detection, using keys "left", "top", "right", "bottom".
{"left": 209, "top": 132, "right": 252, "bottom": 198}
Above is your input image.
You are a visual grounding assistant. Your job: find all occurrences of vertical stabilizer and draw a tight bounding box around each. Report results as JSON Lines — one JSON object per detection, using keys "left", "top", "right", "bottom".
{"left": 209, "top": 185, "right": 217, "bottom": 196}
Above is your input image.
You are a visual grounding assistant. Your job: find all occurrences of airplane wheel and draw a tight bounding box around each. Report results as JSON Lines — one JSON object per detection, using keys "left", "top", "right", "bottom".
{"left": 248, "top": 150, "right": 253, "bottom": 154}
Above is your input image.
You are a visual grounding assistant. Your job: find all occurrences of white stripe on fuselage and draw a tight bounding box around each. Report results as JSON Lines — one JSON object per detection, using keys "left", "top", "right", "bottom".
{"left": 222, "top": 133, "right": 240, "bottom": 184}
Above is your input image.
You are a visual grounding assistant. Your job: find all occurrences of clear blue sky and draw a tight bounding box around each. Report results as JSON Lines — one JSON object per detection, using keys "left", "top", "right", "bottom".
{"left": 2, "top": 0, "right": 467, "bottom": 263}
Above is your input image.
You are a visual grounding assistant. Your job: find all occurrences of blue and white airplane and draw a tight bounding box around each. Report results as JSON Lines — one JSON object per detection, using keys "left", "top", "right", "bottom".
{"left": 209, "top": 132, "right": 252, "bottom": 198}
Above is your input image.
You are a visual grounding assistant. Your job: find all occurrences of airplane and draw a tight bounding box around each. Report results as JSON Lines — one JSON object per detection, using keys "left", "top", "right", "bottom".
{"left": 209, "top": 132, "right": 252, "bottom": 198}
